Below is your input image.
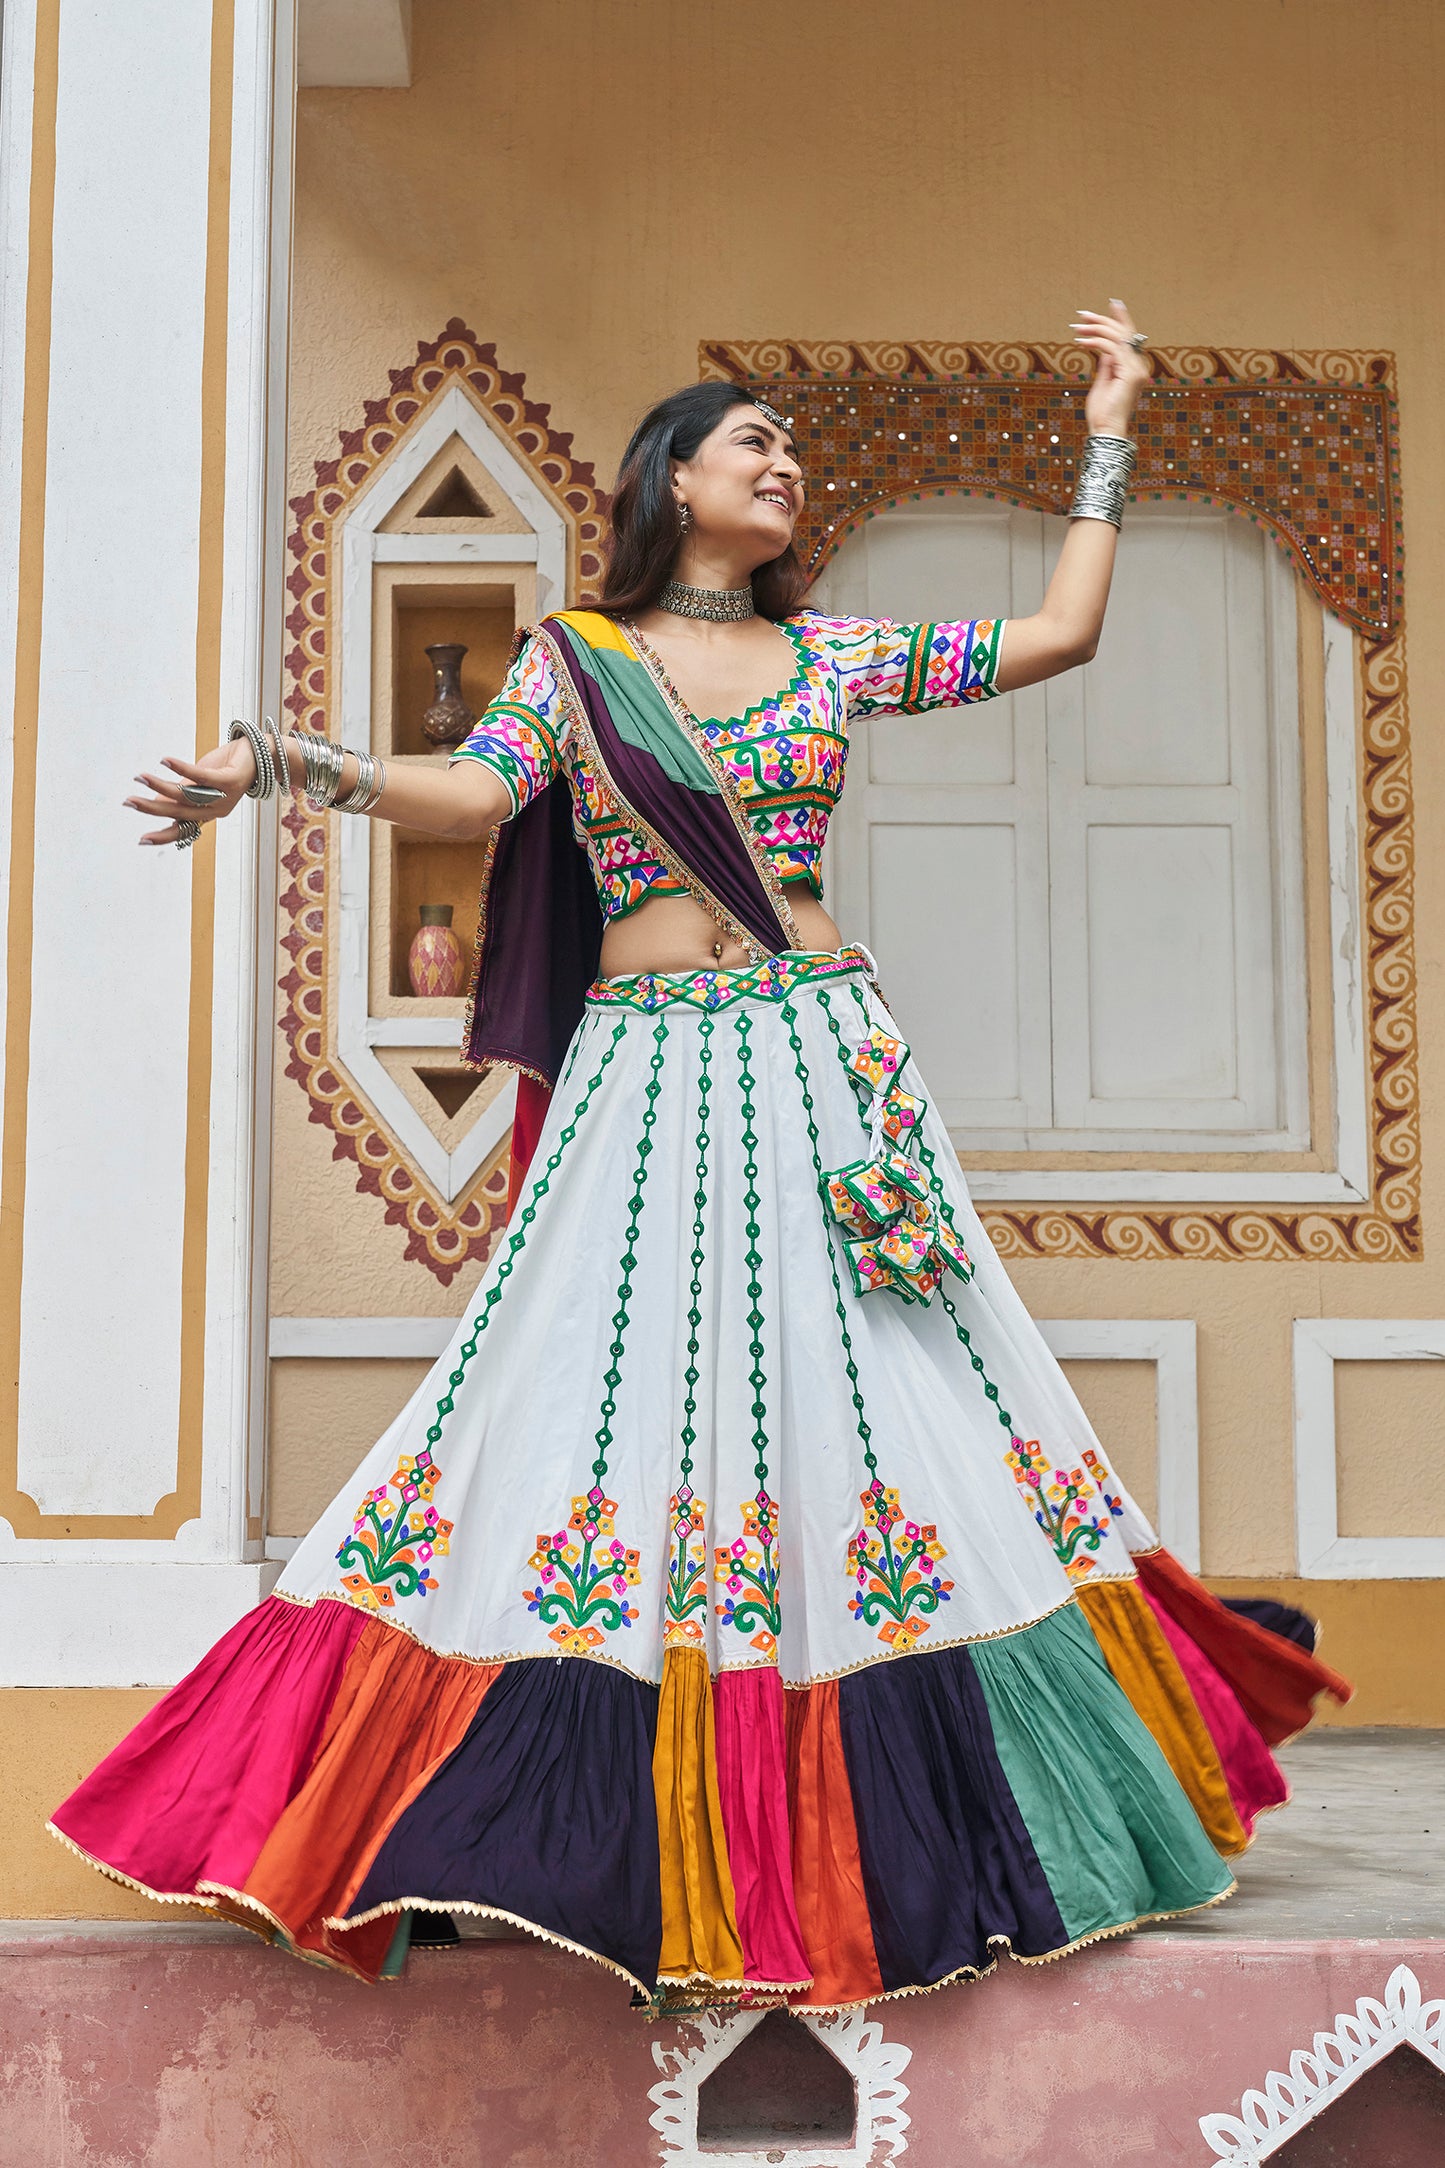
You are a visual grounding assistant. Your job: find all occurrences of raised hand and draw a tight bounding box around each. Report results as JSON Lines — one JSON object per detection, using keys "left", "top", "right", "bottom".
{"left": 124, "top": 738, "right": 256, "bottom": 847}
{"left": 1071, "top": 298, "right": 1150, "bottom": 439}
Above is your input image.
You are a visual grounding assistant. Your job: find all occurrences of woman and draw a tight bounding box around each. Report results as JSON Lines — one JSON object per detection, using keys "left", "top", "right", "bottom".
{"left": 54, "top": 302, "right": 1348, "bottom": 2008}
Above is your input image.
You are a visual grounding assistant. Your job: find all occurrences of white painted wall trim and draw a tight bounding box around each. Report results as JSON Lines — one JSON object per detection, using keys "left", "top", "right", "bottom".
{"left": 371, "top": 532, "right": 539, "bottom": 564}
{"left": 269, "top": 1316, "right": 455, "bottom": 1359}
{"left": 298, "top": 0, "right": 411, "bottom": 87}
{"left": 0, "top": 1562, "right": 279, "bottom": 1686}
{"left": 1200, "top": 1962, "right": 1445, "bottom": 2164}
{"left": 365, "top": 1016, "right": 471, "bottom": 1048}
{"left": 1040, "top": 1319, "right": 1200, "bottom": 1570}
{"left": 0, "top": 0, "right": 289, "bottom": 1622}
{"left": 333, "top": 378, "right": 565, "bottom": 1201}
{"left": 649, "top": 2007, "right": 911, "bottom": 2168}
{"left": 967, "top": 1168, "right": 1367, "bottom": 1205}
{"left": 1293, "top": 1320, "right": 1445, "bottom": 1577}
{"left": 1322, "top": 615, "right": 1372, "bottom": 1198}
{"left": 0, "top": 0, "right": 38, "bottom": 1056}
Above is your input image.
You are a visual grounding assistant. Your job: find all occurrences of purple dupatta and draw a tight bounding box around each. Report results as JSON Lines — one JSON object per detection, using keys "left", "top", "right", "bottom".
{"left": 462, "top": 615, "right": 795, "bottom": 1088}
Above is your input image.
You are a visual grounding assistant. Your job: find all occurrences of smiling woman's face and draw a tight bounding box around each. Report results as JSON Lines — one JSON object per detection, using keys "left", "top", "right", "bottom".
{"left": 670, "top": 405, "right": 805, "bottom": 562}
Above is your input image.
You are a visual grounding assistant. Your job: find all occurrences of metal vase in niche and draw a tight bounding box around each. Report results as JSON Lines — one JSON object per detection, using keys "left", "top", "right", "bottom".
{"left": 421, "top": 642, "right": 476, "bottom": 748}
{"left": 408, "top": 904, "right": 465, "bottom": 998}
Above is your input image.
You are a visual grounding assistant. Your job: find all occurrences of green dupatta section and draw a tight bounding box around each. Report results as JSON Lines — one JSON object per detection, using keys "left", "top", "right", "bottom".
{"left": 550, "top": 611, "right": 720, "bottom": 793}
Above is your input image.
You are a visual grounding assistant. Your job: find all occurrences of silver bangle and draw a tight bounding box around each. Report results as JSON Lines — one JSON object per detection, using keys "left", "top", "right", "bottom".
{"left": 294, "top": 731, "right": 324, "bottom": 804}
{"left": 348, "top": 753, "right": 386, "bottom": 814}
{"left": 336, "top": 748, "right": 386, "bottom": 814}
{"left": 228, "top": 717, "right": 275, "bottom": 800}
{"left": 265, "top": 720, "right": 294, "bottom": 802}
{"left": 296, "top": 732, "right": 345, "bottom": 809}
{"left": 1069, "top": 432, "right": 1137, "bottom": 528}
{"left": 289, "top": 730, "right": 386, "bottom": 813}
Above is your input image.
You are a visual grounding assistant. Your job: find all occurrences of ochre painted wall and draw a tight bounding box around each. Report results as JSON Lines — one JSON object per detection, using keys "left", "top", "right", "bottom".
{"left": 1, "top": 1692, "right": 195, "bottom": 1920}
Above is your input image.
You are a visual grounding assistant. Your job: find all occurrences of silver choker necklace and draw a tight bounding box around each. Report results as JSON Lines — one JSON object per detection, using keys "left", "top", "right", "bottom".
{"left": 659, "top": 578, "right": 755, "bottom": 623}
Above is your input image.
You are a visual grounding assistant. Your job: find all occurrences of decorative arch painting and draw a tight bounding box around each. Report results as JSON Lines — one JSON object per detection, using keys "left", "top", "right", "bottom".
{"left": 701, "top": 338, "right": 1417, "bottom": 1265}
{"left": 281, "top": 323, "right": 607, "bottom": 1284}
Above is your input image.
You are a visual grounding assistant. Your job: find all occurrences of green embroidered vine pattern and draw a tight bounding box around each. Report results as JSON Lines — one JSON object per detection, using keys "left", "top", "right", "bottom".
{"left": 335, "top": 1019, "right": 626, "bottom": 1614}
{"left": 524, "top": 1021, "right": 666, "bottom": 1653}
{"left": 666, "top": 1015, "right": 713, "bottom": 1647}
{"left": 823, "top": 987, "right": 1016, "bottom": 1441}
{"left": 557, "top": 1031, "right": 585, "bottom": 1092}
{"left": 713, "top": 1011, "right": 781, "bottom": 1648}
{"left": 782, "top": 999, "right": 877, "bottom": 1478}
{"left": 424, "top": 1017, "right": 628, "bottom": 1453}
{"left": 784, "top": 995, "right": 954, "bottom": 1649}
{"left": 593, "top": 1020, "right": 667, "bottom": 1484}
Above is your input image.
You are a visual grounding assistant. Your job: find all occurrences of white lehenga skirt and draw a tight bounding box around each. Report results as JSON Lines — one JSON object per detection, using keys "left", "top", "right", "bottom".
{"left": 52, "top": 944, "right": 1345, "bottom": 2003}
{"left": 286, "top": 945, "right": 1153, "bottom": 1672}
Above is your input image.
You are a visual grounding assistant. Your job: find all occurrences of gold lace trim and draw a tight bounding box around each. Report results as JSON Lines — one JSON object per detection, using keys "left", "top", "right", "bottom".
{"left": 269, "top": 1582, "right": 1083, "bottom": 1687}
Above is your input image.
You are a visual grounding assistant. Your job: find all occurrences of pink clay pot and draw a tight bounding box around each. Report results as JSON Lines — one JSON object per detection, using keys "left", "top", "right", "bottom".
{"left": 407, "top": 905, "right": 465, "bottom": 997}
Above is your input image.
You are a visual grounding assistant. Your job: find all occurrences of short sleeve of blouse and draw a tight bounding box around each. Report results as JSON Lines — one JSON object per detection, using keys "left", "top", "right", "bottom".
{"left": 447, "top": 630, "right": 570, "bottom": 817}
{"left": 798, "top": 612, "right": 1006, "bottom": 718}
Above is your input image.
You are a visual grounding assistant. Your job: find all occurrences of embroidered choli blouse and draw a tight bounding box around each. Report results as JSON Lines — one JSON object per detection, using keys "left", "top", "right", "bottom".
{"left": 451, "top": 612, "right": 1007, "bottom": 922}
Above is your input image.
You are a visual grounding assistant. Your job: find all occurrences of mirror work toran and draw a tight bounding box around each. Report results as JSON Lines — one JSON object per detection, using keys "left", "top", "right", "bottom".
{"left": 282, "top": 326, "right": 1416, "bottom": 1276}
{"left": 700, "top": 340, "right": 1402, "bottom": 641}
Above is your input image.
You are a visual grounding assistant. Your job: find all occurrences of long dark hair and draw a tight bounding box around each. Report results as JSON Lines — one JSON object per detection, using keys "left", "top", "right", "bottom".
{"left": 597, "top": 382, "right": 811, "bottom": 621}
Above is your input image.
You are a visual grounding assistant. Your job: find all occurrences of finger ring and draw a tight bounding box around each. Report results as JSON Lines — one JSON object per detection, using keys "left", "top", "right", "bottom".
{"left": 1129, "top": 332, "right": 1149, "bottom": 353}
{"left": 176, "top": 820, "right": 201, "bottom": 851}
{"left": 180, "top": 781, "right": 226, "bottom": 808}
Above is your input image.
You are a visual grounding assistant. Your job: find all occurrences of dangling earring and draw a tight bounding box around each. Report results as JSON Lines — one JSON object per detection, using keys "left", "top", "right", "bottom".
{"left": 677, "top": 502, "right": 692, "bottom": 532}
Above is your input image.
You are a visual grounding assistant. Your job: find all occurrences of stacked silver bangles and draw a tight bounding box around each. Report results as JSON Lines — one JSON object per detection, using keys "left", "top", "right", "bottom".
{"left": 1068, "top": 432, "right": 1137, "bottom": 529}
{"left": 227, "top": 718, "right": 386, "bottom": 815}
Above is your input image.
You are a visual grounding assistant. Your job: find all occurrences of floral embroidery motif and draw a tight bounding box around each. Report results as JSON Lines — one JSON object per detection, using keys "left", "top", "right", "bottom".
{"left": 525, "top": 1488, "right": 642, "bottom": 1653}
{"left": 665, "top": 1486, "right": 709, "bottom": 1648}
{"left": 714, "top": 1491, "right": 782, "bottom": 1657}
{"left": 1005, "top": 1438, "right": 1125, "bottom": 1581}
{"left": 846, "top": 1477, "right": 955, "bottom": 1650}
{"left": 336, "top": 1448, "right": 453, "bottom": 1611}
{"left": 823, "top": 1027, "right": 973, "bottom": 1304}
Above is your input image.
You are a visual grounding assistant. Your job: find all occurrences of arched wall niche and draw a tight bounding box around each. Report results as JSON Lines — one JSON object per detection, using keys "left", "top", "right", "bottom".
{"left": 281, "top": 322, "right": 608, "bottom": 1284}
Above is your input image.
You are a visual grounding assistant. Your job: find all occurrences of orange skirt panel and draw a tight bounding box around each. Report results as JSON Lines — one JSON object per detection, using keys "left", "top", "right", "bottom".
{"left": 1078, "top": 1579, "right": 1249, "bottom": 1858}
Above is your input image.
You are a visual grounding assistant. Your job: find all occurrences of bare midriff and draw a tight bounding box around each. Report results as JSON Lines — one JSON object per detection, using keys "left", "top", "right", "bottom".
{"left": 596, "top": 882, "right": 844, "bottom": 980}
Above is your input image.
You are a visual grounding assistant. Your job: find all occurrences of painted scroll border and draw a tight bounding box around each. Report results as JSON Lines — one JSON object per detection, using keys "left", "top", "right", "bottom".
{"left": 281, "top": 321, "right": 607, "bottom": 1285}
{"left": 700, "top": 341, "right": 1418, "bottom": 1263}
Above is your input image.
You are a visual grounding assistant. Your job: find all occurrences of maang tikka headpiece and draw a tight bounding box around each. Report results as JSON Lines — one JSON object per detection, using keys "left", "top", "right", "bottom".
{"left": 753, "top": 399, "right": 790, "bottom": 430}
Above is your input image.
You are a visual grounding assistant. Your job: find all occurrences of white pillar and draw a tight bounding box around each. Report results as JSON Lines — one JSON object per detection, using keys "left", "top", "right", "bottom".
{"left": 0, "top": 0, "right": 294, "bottom": 1683}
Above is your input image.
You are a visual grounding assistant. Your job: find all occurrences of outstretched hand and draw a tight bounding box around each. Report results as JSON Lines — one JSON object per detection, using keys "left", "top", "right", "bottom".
{"left": 1071, "top": 299, "right": 1150, "bottom": 439}
{"left": 124, "top": 739, "right": 255, "bottom": 847}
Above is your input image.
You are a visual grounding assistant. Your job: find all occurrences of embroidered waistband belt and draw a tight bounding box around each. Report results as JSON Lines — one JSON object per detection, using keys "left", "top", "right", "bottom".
{"left": 586, "top": 943, "right": 876, "bottom": 1015}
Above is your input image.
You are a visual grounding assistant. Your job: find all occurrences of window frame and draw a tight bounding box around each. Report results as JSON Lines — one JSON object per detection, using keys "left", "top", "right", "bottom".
{"left": 818, "top": 499, "right": 1369, "bottom": 1205}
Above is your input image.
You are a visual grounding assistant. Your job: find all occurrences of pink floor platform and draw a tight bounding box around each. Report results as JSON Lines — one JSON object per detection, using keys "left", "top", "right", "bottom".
{"left": 0, "top": 1927, "right": 1442, "bottom": 2164}
{"left": 6, "top": 1731, "right": 1444, "bottom": 2166}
